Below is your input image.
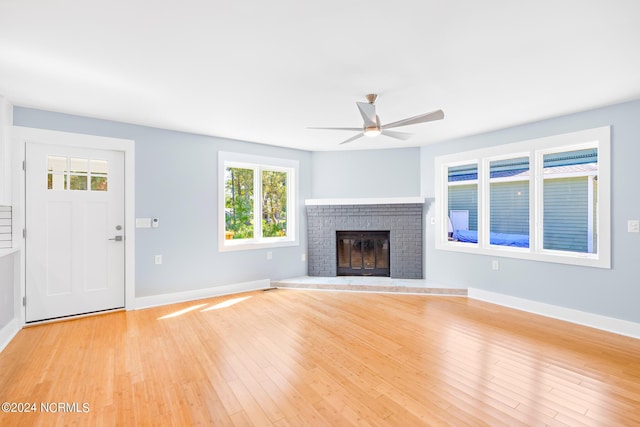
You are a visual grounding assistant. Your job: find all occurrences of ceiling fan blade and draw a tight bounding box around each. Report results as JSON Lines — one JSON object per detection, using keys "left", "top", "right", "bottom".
{"left": 381, "top": 109, "right": 444, "bottom": 130}
{"left": 339, "top": 133, "right": 365, "bottom": 145}
{"left": 381, "top": 130, "right": 413, "bottom": 141}
{"left": 307, "top": 127, "right": 363, "bottom": 131}
{"left": 356, "top": 102, "right": 377, "bottom": 127}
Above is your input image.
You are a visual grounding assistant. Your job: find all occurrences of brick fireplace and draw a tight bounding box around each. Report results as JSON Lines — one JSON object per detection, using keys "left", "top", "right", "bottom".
{"left": 305, "top": 198, "right": 424, "bottom": 279}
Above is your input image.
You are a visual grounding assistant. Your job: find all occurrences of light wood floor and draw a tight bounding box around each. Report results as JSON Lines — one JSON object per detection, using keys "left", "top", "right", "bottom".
{"left": 1, "top": 289, "right": 640, "bottom": 426}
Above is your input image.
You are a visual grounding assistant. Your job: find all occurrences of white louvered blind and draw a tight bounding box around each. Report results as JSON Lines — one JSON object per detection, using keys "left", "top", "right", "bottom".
{"left": 0, "top": 206, "right": 11, "bottom": 248}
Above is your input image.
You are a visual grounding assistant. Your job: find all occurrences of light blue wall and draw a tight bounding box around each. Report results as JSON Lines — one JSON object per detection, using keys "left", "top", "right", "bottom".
{"left": 421, "top": 99, "right": 640, "bottom": 323}
{"left": 311, "top": 148, "right": 421, "bottom": 198}
{"left": 13, "top": 108, "right": 312, "bottom": 297}
{"left": 13, "top": 100, "right": 640, "bottom": 323}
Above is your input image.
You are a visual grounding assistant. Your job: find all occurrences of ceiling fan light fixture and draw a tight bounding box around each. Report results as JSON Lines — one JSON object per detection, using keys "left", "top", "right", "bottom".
{"left": 310, "top": 93, "right": 444, "bottom": 145}
{"left": 364, "top": 126, "right": 381, "bottom": 137}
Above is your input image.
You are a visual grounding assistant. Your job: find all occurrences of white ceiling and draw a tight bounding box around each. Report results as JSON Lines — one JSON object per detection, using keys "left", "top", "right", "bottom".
{"left": 1, "top": 1, "right": 639, "bottom": 151}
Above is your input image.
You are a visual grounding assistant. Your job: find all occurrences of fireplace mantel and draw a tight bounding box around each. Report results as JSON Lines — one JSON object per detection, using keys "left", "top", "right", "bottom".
{"left": 305, "top": 196, "right": 425, "bottom": 206}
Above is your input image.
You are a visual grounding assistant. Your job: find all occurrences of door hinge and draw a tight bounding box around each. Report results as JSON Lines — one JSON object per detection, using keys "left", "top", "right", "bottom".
{"left": 22, "top": 296, "right": 26, "bottom": 307}
{"left": 22, "top": 160, "right": 26, "bottom": 171}
{"left": 23, "top": 228, "right": 26, "bottom": 239}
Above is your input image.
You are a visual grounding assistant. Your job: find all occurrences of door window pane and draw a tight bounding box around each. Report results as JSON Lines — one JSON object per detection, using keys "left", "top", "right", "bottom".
{"left": 90, "top": 159, "right": 108, "bottom": 191}
{"left": 48, "top": 156, "right": 66, "bottom": 173}
{"left": 91, "top": 159, "right": 108, "bottom": 174}
{"left": 69, "top": 158, "right": 88, "bottom": 174}
{"left": 91, "top": 176, "right": 108, "bottom": 191}
{"left": 47, "top": 156, "right": 67, "bottom": 190}
{"left": 70, "top": 175, "right": 88, "bottom": 190}
{"left": 69, "top": 158, "right": 88, "bottom": 191}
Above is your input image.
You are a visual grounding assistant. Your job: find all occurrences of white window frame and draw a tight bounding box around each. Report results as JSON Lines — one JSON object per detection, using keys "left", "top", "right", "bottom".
{"left": 218, "top": 151, "right": 298, "bottom": 252}
{"left": 435, "top": 126, "right": 610, "bottom": 268}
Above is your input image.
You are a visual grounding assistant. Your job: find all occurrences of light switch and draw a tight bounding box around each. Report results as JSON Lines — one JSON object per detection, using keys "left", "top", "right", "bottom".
{"left": 136, "top": 218, "right": 152, "bottom": 228}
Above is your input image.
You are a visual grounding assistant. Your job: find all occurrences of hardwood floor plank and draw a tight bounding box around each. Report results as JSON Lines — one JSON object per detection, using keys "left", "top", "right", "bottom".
{"left": 1, "top": 289, "right": 640, "bottom": 425}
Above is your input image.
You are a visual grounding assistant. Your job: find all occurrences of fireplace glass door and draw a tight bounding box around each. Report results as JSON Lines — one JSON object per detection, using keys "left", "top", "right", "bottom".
{"left": 337, "top": 231, "right": 390, "bottom": 276}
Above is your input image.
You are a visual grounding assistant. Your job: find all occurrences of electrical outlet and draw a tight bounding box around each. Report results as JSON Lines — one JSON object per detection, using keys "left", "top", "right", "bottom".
{"left": 267, "top": 251, "right": 273, "bottom": 260}
{"left": 492, "top": 260, "right": 499, "bottom": 270}
{"left": 301, "top": 253, "right": 306, "bottom": 262}
{"left": 628, "top": 220, "right": 640, "bottom": 233}
{"left": 155, "top": 255, "right": 162, "bottom": 265}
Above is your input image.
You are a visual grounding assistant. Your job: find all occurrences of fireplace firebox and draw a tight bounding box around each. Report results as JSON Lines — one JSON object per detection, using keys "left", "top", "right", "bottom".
{"left": 336, "top": 231, "right": 390, "bottom": 277}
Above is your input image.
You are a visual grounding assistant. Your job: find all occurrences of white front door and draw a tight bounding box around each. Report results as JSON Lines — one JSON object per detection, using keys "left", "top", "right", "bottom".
{"left": 25, "top": 142, "right": 125, "bottom": 322}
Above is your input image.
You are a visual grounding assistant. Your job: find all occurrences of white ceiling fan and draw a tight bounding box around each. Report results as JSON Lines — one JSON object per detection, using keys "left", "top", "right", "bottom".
{"left": 309, "top": 94, "right": 444, "bottom": 145}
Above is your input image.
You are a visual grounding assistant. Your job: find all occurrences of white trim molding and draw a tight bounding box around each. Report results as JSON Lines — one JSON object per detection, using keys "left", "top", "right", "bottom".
{"left": 135, "top": 279, "right": 270, "bottom": 310}
{"left": 305, "top": 196, "right": 425, "bottom": 205}
{"left": 0, "top": 318, "right": 20, "bottom": 353}
{"left": 469, "top": 288, "right": 640, "bottom": 340}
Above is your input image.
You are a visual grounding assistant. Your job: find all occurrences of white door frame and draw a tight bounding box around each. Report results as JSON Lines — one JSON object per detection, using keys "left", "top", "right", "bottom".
{"left": 12, "top": 126, "right": 135, "bottom": 324}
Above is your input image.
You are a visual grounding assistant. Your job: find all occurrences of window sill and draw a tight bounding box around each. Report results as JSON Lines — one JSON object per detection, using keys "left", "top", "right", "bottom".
{"left": 436, "top": 240, "right": 609, "bottom": 269}
{"left": 219, "top": 238, "right": 298, "bottom": 253}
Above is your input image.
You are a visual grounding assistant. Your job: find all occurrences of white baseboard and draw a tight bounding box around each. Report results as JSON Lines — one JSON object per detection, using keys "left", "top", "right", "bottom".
{"left": 0, "top": 317, "right": 20, "bottom": 353}
{"left": 134, "top": 279, "right": 271, "bottom": 310}
{"left": 469, "top": 288, "right": 640, "bottom": 340}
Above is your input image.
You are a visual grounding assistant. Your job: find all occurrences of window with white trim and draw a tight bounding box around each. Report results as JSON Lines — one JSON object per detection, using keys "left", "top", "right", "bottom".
{"left": 219, "top": 152, "right": 298, "bottom": 251}
{"left": 435, "top": 126, "right": 610, "bottom": 268}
